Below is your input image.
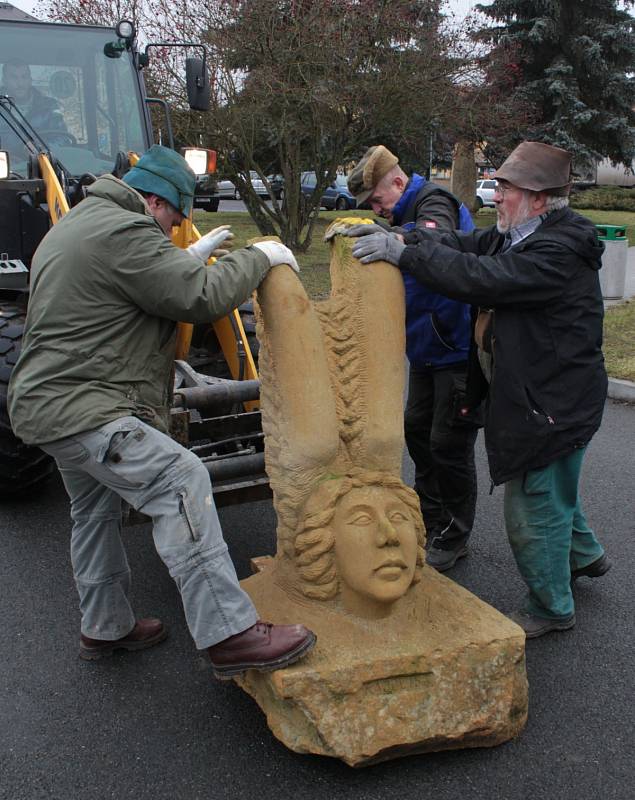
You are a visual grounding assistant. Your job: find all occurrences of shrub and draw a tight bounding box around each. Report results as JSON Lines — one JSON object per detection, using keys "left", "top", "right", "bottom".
{"left": 570, "top": 186, "right": 635, "bottom": 212}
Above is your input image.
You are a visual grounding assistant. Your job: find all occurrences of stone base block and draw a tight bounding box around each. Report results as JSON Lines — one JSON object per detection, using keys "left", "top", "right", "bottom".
{"left": 236, "top": 565, "right": 528, "bottom": 766}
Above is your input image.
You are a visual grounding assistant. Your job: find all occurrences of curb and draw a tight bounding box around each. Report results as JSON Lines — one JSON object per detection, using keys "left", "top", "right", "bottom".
{"left": 608, "top": 377, "right": 635, "bottom": 403}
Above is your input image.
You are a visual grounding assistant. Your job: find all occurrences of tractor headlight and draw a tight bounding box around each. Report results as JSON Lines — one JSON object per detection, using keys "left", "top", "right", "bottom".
{"left": 0, "top": 151, "right": 9, "bottom": 180}
{"left": 115, "top": 20, "right": 136, "bottom": 42}
{"left": 183, "top": 148, "right": 217, "bottom": 176}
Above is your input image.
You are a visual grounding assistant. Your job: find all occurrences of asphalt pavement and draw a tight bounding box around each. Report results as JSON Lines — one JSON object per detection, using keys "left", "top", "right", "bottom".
{"left": 1, "top": 398, "right": 633, "bottom": 800}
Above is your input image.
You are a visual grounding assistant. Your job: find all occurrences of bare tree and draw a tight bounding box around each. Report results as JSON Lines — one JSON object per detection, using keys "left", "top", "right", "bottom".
{"left": 34, "top": 0, "right": 484, "bottom": 246}
{"left": 147, "top": 0, "right": 467, "bottom": 250}
{"left": 35, "top": 0, "right": 144, "bottom": 27}
{"left": 426, "top": 11, "right": 539, "bottom": 209}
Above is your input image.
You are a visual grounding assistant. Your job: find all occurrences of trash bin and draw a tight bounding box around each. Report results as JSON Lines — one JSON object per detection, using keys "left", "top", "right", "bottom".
{"left": 596, "top": 225, "right": 628, "bottom": 300}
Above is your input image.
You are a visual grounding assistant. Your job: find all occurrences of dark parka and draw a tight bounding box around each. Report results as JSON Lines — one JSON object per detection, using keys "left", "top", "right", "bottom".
{"left": 8, "top": 175, "right": 270, "bottom": 444}
{"left": 400, "top": 207, "right": 608, "bottom": 485}
{"left": 0, "top": 86, "right": 67, "bottom": 135}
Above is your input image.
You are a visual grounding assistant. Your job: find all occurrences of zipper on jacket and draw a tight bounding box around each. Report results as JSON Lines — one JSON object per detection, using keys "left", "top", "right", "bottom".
{"left": 430, "top": 312, "right": 457, "bottom": 352}
{"left": 526, "top": 387, "right": 556, "bottom": 426}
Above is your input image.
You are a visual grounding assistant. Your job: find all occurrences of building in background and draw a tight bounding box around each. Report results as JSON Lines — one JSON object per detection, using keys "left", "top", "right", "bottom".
{"left": 0, "top": 2, "right": 37, "bottom": 21}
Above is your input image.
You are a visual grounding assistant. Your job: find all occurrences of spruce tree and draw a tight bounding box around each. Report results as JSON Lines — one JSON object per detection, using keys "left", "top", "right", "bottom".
{"left": 475, "top": 0, "right": 635, "bottom": 169}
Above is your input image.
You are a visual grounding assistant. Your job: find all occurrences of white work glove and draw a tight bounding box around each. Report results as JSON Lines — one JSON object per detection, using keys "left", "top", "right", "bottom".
{"left": 186, "top": 225, "right": 235, "bottom": 262}
{"left": 351, "top": 232, "right": 406, "bottom": 266}
{"left": 252, "top": 241, "right": 300, "bottom": 273}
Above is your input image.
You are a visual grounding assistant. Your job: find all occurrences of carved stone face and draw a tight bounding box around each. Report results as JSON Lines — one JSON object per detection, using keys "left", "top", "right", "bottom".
{"left": 332, "top": 485, "right": 418, "bottom": 617}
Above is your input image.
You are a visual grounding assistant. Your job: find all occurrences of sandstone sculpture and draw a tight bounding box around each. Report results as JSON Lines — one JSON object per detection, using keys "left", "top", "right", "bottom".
{"left": 236, "top": 224, "right": 528, "bottom": 765}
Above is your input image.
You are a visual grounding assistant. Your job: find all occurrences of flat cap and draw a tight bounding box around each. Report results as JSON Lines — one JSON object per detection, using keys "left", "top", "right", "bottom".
{"left": 347, "top": 145, "right": 399, "bottom": 204}
{"left": 494, "top": 141, "right": 572, "bottom": 196}
{"left": 123, "top": 145, "right": 196, "bottom": 216}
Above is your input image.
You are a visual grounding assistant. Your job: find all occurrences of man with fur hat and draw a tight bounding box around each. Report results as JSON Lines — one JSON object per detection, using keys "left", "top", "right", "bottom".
{"left": 346, "top": 141, "right": 610, "bottom": 638}
{"left": 8, "top": 145, "right": 316, "bottom": 675}
{"left": 347, "top": 145, "right": 481, "bottom": 573}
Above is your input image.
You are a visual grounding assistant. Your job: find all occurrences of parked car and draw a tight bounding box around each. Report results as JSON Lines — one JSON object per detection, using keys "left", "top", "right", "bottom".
{"left": 192, "top": 173, "right": 220, "bottom": 212}
{"left": 266, "top": 174, "right": 285, "bottom": 200}
{"left": 217, "top": 173, "right": 270, "bottom": 199}
{"left": 300, "top": 171, "right": 357, "bottom": 210}
{"left": 217, "top": 178, "right": 238, "bottom": 199}
{"left": 476, "top": 179, "right": 497, "bottom": 208}
{"left": 246, "top": 170, "right": 269, "bottom": 197}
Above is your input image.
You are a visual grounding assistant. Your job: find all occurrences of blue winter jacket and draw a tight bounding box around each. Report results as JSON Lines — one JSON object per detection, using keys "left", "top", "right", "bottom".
{"left": 392, "top": 174, "right": 473, "bottom": 369}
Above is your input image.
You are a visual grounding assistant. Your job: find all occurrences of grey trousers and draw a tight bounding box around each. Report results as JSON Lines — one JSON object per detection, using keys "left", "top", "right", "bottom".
{"left": 41, "top": 416, "right": 258, "bottom": 649}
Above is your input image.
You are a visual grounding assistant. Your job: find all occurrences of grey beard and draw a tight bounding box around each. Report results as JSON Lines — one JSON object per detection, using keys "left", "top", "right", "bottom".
{"left": 496, "top": 193, "right": 535, "bottom": 233}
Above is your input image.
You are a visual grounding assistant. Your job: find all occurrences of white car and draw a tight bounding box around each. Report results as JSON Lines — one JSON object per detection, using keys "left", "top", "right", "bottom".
{"left": 217, "top": 179, "right": 238, "bottom": 199}
{"left": 220, "top": 172, "right": 269, "bottom": 199}
{"left": 246, "top": 171, "right": 269, "bottom": 197}
{"left": 476, "top": 179, "right": 497, "bottom": 208}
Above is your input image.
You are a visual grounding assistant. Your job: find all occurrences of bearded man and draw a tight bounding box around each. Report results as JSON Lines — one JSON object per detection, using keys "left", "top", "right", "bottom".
{"left": 345, "top": 141, "right": 610, "bottom": 638}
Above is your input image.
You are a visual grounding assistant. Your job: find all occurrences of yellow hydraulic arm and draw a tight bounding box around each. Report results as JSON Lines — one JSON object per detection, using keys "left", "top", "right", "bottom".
{"left": 38, "top": 153, "right": 69, "bottom": 223}
{"left": 39, "top": 151, "right": 259, "bottom": 410}
{"left": 170, "top": 214, "right": 259, "bottom": 395}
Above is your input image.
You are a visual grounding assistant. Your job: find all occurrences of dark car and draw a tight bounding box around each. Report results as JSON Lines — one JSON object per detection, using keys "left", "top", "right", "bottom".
{"left": 266, "top": 174, "right": 284, "bottom": 200}
{"left": 300, "top": 171, "right": 356, "bottom": 210}
{"left": 192, "top": 173, "right": 220, "bottom": 213}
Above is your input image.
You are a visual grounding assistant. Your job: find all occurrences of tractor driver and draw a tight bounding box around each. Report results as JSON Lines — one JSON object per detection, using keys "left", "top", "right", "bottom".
{"left": 1, "top": 59, "right": 68, "bottom": 134}
{"left": 8, "top": 145, "right": 316, "bottom": 679}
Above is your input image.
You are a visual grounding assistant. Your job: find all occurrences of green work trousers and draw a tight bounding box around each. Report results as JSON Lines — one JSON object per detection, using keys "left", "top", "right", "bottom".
{"left": 504, "top": 447, "right": 604, "bottom": 620}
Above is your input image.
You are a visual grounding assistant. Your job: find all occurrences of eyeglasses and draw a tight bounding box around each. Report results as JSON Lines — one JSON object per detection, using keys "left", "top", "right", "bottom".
{"left": 494, "top": 182, "right": 515, "bottom": 199}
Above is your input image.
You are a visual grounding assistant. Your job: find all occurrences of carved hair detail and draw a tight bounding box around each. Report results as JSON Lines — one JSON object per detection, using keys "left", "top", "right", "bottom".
{"left": 314, "top": 292, "right": 366, "bottom": 462}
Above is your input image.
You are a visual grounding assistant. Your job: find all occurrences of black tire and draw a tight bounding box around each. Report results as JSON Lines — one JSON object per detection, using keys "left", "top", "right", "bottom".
{"left": 476, "top": 196, "right": 484, "bottom": 209}
{"left": 335, "top": 196, "right": 348, "bottom": 211}
{"left": 0, "top": 300, "right": 55, "bottom": 496}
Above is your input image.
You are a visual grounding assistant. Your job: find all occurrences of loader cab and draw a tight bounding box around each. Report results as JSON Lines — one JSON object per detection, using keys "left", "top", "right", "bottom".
{"left": 0, "top": 18, "right": 152, "bottom": 179}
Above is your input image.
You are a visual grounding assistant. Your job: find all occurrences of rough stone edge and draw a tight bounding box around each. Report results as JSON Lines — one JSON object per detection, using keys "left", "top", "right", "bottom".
{"left": 235, "top": 632, "right": 528, "bottom": 767}
{"left": 240, "top": 668, "right": 527, "bottom": 768}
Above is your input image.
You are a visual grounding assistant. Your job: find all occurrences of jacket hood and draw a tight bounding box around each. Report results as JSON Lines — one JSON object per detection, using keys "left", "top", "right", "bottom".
{"left": 86, "top": 174, "right": 155, "bottom": 218}
{"left": 532, "top": 207, "right": 604, "bottom": 271}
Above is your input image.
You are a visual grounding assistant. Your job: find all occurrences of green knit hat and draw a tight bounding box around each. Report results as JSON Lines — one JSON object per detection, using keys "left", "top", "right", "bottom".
{"left": 123, "top": 145, "right": 196, "bottom": 215}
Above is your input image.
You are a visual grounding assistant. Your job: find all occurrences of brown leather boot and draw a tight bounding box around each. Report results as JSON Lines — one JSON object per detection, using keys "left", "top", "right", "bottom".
{"left": 79, "top": 618, "right": 168, "bottom": 661}
{"left": 207, "top": 621, "right": 316, "bottom": 680}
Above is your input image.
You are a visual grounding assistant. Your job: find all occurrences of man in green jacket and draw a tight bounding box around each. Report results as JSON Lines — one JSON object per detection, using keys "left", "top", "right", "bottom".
{"left": 8, "top": 145, "right": 316, "bottom": 678}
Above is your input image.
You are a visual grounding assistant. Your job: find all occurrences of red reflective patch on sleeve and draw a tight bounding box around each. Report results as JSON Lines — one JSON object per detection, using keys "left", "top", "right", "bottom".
{"left": 424, "top": 221, "right": 437, "bottom": 228}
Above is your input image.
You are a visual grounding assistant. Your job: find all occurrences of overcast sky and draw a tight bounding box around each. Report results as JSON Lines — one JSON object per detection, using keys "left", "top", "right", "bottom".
{"left": 10, "top": 0, "right": 492, "bottom": 21}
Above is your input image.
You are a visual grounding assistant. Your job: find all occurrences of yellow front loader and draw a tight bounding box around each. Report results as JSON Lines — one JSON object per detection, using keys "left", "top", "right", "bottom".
{"left": 0, "top": 15, "right": 268, "bottom": 504}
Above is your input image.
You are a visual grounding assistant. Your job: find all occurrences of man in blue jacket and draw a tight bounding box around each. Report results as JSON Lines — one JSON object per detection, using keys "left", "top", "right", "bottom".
{"left": 348, "top": 145, "right": 480, "bottom": 572}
